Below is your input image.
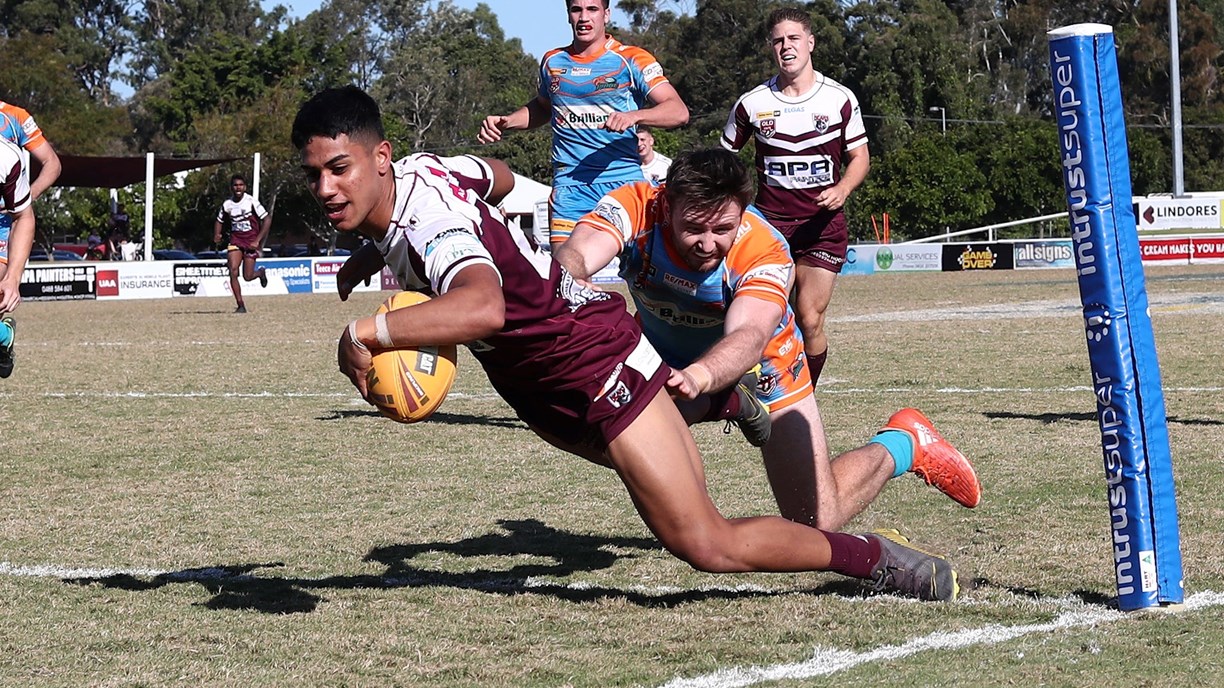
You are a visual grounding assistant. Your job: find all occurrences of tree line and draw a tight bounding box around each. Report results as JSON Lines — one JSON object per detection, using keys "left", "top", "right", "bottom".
{"left": 1, "top": 0, "right": 1219, "bottom": 249}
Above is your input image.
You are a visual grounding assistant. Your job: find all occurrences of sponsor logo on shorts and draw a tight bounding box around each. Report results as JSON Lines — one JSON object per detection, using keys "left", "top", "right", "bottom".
{"left": 607, "top": 381, "right": 632, "bottom": 408}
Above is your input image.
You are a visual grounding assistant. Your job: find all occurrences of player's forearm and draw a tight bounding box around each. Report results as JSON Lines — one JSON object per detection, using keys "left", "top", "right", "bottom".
{"left": 839, "top": 151, "right": 870, "bottom": 195}
{"left": 552, "top": 243, "right": 593, "bottom": 281}
{"left": 691, "top": 327, "right": 770, "bottom": 393}
{"left": 637, "top": 92, "right": 689, "bottom": 129}
{"left": 29, "top": 148, "right": 61, "bottom": 200}
{"left": 3, "top": 211, "right": 35, "bottom": 279}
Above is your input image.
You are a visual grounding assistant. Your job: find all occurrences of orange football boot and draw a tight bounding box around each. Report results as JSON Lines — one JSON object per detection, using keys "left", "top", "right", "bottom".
{"left": 884, "top": 408, "right": 981, "bottom": 508}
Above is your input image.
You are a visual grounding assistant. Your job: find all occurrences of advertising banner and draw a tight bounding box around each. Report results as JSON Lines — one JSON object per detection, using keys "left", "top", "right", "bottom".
{"left": 941, "top": 243, "right": 1016, "bottom": 271}
{"left": 96, "top": 263, "right": 175, "bottom": 300}
{"left": 1134, "top": 197, "right": 1223, "bottom": 231}
{"left": 1013, "top": 240, "right": 1076, "bottom": 270}
{"left": 871, "top": 244, "right": 942, "bottom": 272}
{"left": 840, "top": 245, "right": 878, "bottom": 275}
{"left": 19, "top": 264, "right": 97, "bottom": 301}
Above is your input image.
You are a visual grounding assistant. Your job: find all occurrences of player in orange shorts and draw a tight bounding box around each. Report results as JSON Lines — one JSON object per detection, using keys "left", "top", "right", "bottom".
{"left": 556, "top": 149, "right": 980, "bottom": 529}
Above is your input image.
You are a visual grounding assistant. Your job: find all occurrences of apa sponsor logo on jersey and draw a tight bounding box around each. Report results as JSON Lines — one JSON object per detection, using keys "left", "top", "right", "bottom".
{"left": 555, "top": 105, "right": 612, "bottom": 129}
{"left": 812, "top": 114, "right": 830, "bottom": 134}
{"left": 759, "top": 119, "right": 776, "bottom": 138}
{"left": 763, "top": 155, "right": 834, "bottom": 187}
{"left": 662, "top": 272, "right": 697, "bottom": 295}
{"left": 642, "top": 63, "right": 664, "bottom": 81}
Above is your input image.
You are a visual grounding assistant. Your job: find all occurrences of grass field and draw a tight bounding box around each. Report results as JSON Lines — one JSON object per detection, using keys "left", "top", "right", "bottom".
{"left": 2, "top": 265, "right": 1224, "bottom": 687}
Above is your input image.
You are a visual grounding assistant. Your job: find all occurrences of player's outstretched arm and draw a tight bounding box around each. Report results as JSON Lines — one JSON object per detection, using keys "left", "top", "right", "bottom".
{"left": 553, "top": 221, "right": 621, "bottom": 286}
{"left": 689, "top": 294, "right": 781, "bottom": 393}
{"left": 478, "top": 96, "right": 550, "bottom": 143}
{"left": 28, "top": 143, "right": 61, "bottom": 201}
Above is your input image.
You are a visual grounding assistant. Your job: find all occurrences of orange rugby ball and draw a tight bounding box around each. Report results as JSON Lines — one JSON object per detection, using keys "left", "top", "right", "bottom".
{"left": 365, "top": 291, "right": 458, "bottom": 423}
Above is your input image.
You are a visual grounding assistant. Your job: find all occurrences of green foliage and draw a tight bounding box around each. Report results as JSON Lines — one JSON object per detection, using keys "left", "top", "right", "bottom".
{"left": 6, "top": 0, "right": 1224, "bottom": 243}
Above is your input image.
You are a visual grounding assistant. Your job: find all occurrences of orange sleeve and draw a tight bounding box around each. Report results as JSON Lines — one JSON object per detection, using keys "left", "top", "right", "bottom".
{"left": 725, "top": 214, "right": 793, "bottom": 311}
{"left": 577, "top": 182, "right": 658, "bottom": 247}
{"left": 623, "top": 46, "right": 669, "bottom": 91}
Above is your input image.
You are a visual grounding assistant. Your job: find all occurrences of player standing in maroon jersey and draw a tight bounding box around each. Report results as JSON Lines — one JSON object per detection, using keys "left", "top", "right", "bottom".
{"left": 721, "top": 8, "right": 871, "bottom": 387}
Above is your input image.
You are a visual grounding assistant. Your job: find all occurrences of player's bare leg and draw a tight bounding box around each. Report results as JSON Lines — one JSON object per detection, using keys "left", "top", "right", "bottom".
{"left": 792, "top": 264, "right": 838, "bottom": 385}
{"left": 762, "top": 395, "right": 893, "bottom": 530}
{"left": 226, "top": 248, "right": 246, "bottom": 312}
{"left": 241, "top": 253, "right": 268, "bottom": 289}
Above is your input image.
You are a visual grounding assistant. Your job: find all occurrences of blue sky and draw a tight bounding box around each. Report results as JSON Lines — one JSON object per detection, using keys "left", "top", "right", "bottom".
{"left": 266, "top": 0, "right": 637, "bottom": 60}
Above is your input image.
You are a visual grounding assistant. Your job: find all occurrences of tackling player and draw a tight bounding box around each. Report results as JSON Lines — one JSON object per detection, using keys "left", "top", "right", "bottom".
{"left": 0, "top": 99, "right": 60, "bottom": 375}
{"left": 295, "top": 85, "right": 962, "bottom": 602}
{"left": 721, "top": 8, "right": 870, "bottom": 387}
{"left": 477, "top": 0, "right": 688, "bottom": 248}
{"left": 0, "top": 138, "right": 35, "bottom": 378}
{"left": 554, "top": 149, "right": 980, "bottom": 529}
{"left": 213, "top": 174, "right": 270, "bottom": 313}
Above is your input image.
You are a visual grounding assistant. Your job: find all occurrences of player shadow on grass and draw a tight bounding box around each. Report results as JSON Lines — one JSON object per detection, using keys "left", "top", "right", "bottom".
{"left": 316, "top": 408, "right": 528, "bottom": 428}
{"left": 61, "top": 518, "right": 858, "bottom": 614}
{"left": 986, "top": 410, "right": 1223, "bottom": 426}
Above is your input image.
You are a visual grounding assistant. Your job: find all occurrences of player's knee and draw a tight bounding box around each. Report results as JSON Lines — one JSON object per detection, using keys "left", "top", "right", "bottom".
{"left": 662, "top": 531, "right": 738, "bottom": 573}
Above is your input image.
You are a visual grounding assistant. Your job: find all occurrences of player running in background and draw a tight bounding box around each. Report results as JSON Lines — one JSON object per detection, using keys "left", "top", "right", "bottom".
{"left": 636, "top": 125, "right": 671, "bottom": 185}
{"left": 554, "top": 149, "right": 980, "bottom": 528}
{"left": 477, "top": 0, "right": 688, "bottom": 249}
{"left": 0, "top": 99, "right": 61, "bottom": 373}
{"left": 294, "top": 85, "right": 961, "bottom": 602}
{"left": 721, "top": 8, "right": 870, "bottom": 387}
{"left": 213, "top": 174, "right": 270, "bottom": 313}
{"left": 0, "top": 138, "right": 36, "bottom": 378}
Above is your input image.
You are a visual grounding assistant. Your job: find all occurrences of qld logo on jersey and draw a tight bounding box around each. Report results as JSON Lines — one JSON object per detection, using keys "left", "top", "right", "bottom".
{"left": 759, "top": 119, "right": 776, "bottom": 138}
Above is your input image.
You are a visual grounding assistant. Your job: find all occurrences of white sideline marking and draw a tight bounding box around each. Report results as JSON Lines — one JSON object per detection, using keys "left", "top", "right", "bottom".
{"left": 660, "top": 592, "right": 1224, "bottom": 688}
{"left": 3, "top": 560, "right": 1219, "bottom": 688}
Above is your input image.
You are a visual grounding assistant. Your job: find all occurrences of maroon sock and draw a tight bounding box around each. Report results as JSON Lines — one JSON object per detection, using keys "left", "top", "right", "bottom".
{"left": 699, "top": 385, "right": 742, "bottom": 422}
{"left": 823, "top": 530, "right": 881, "bottom": 579}
{"left": 809, "top": 349, "right": 828, "bottom": 387}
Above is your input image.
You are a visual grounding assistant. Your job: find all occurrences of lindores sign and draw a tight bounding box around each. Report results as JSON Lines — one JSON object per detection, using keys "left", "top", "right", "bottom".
{"left": 1134, "top": 197, "right": 1224, "bottom": 231}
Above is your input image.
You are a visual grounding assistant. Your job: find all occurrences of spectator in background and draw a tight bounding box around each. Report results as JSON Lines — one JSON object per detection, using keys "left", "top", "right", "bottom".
{"left": 213, "top": 174, "right": 270, "bottom": 313}
{"left": 636, "top": 125, "right": 671, "bottom": 186}
{"left": 477, "top": 0, "right": 688, "bottom": 249}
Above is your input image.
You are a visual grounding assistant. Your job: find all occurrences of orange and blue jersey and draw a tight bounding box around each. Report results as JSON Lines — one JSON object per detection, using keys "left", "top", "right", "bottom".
{"left": 540, "top": 35, "right": 668, "bottom": 188}
{"left": 0, "top": 102, "right": 48, "bottom": 155}
{"left": 580, "top": 182, "right": 813, "bottom": 412}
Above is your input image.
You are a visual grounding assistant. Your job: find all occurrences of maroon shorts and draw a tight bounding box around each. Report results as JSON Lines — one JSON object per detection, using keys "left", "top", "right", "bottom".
{"left": 227, "top": 229, "right": 261, "bottom": 258}
{"left": 771, "top": 211, "right": 849, "bottom": 272}
{"left": 487, "top": 326, "right": 668, "bottom": 454}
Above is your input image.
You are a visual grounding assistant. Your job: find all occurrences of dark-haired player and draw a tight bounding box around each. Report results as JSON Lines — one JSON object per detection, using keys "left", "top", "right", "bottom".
{"left": 213, "top": 174, "right": 270, "bottom": 313}
{"left": 294, "top": 85, "right": 962, "bottom": 602}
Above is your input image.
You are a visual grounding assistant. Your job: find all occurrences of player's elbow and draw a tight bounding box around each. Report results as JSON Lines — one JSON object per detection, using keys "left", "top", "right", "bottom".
{"left": 464, "top": 298, "right": 505, "bottom": 340}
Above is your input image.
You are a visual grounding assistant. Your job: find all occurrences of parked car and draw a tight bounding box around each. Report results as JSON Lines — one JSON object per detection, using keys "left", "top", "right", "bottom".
{"left": 152, "top": 249, "right": 197, "bottom": 261}
{"left": 28, "top": 249, "right": 85, "bottom": 262}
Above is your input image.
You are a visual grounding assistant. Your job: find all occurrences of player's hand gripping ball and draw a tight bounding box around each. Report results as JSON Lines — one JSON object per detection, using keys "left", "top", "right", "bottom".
{"left": 365, "top": 291, "right": 458, "bottom": 423}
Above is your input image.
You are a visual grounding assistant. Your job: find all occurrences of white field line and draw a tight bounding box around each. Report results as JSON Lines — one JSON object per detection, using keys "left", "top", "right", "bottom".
{"left": 660, "top": 591, "right": 1224, "bottom": 688}
{"left": 2, "top": 561, "right": 1219, "bottom": 686}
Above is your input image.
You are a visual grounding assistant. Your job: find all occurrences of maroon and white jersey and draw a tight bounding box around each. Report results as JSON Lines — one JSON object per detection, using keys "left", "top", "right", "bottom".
{"left": 375, "top": 155, "right": 662, "bottom": 400}
{"left": 721, "top": 73, "right": 867, "bottom": 223}
{"left": 216, "top": 194, "right": 267, "bottom": 234}
{"left": 408, "top": 153, "right": 496, "bottom": 201}
{"left": 0, "top": 138, "right": 30, "bottom": 215}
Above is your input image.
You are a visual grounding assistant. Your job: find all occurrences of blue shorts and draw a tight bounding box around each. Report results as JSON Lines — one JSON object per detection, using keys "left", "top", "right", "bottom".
{"left": 549, "top": 181, "right": 630, "bottom": 246}
{"left": 0, "top": 214, "right": 11, "bottom": 264}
